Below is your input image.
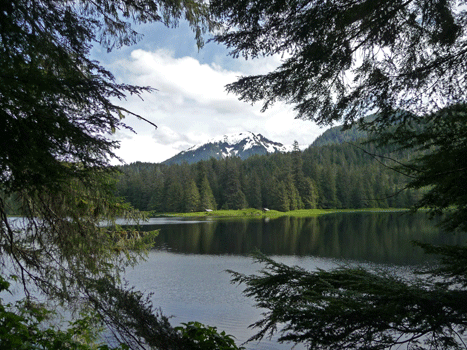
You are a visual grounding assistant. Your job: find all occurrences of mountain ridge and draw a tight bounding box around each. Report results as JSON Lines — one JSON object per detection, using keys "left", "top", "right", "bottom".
{"left": 163, "top": 131, "right": 292, "bottom": 165}
{"left": 308, "top": 124, "right": 368, "bottom": 149}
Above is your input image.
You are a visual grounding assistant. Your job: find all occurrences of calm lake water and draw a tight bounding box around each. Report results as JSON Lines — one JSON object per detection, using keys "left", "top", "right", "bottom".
{"left": 124, "top": 212, "right": 463, "bottom": 350}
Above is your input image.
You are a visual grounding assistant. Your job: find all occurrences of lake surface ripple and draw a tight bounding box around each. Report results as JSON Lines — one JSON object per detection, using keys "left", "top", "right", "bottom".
{"left": 125, "top": 212, "right": 462, "bottom": 350}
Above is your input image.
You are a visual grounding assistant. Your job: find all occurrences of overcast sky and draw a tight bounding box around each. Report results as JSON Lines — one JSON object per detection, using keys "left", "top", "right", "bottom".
{"left": 92, "top": 20, "right": 327, "bottom": 164}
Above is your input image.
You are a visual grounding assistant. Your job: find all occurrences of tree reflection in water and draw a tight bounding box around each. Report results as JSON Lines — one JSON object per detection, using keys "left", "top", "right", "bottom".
{"left": 138, "top": 213, "right": 464, "bottom": 265}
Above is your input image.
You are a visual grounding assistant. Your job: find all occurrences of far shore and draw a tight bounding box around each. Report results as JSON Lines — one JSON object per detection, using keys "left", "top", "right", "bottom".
{"left": 147, "top": 208, "right": 411, "bottom": 219}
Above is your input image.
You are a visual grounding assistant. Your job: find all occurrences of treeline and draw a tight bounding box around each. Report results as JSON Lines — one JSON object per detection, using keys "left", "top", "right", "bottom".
{"left": 116, "top": 141, "right": 421, "bottom": 213}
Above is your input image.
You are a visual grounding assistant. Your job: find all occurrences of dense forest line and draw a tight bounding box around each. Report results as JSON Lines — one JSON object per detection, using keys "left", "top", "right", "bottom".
{"left": 116, "top": 139, "right": 422, "bottom": 213}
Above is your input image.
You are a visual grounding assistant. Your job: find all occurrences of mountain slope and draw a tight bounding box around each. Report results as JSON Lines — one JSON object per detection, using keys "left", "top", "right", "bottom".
{"left": 163, "top": 132, "right": 291, "bottom": 165}
{"left": 309, "top": 124, "right": 368, "bottom": 148}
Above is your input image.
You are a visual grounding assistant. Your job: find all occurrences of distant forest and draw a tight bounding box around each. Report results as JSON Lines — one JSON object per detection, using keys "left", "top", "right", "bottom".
{"left": 116, "top": 135, "right": 422, "bottom": 213}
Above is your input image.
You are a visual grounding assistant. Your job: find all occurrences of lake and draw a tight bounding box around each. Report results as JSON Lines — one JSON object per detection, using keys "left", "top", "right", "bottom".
{"left": 124, "top": 212, "right": 463, "bottom": 350}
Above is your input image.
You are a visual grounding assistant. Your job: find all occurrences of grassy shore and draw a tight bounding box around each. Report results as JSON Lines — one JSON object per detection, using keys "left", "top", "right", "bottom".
{"left": 148, "top": 208, "right": 410, "bottom": 219}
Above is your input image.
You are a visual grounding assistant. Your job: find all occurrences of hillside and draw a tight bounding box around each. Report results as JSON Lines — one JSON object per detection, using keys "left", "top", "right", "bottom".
{"left": 309, "top": 124, "right": 368, "bottom": 148}
{"left": 117, "top": 127, "right": 420, "bottom": 212}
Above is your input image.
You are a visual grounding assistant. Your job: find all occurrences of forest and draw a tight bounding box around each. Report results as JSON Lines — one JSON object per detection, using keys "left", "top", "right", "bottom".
{"left": 3, "top": 0, "right": 467, "bottom": 349}
{"left": 116, "top": 136, "right": 422, "bottom": 213}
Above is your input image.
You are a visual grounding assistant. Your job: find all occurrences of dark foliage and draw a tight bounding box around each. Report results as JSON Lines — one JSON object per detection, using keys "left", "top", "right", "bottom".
{"left": 208, "top": 1, "right": 467, "bottom": 349}
{"left": 210, "top": 0, "right": 466, "bottom": 127}
{"left": 0, "top": 1, "right": 216, "bottom": 349}
{"left": 229, "top": 252, "right": 467, "bottom": 350}
{"left": 116, "top": 138, "right": 420, "bottom": 212}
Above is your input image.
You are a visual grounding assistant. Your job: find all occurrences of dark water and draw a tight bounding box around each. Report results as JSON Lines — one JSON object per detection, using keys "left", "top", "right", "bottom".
{"left": 124, "top": 212, "right": 464, "bottom": 350}
{"left": 136, "top": 212, "right": 462, "bottom": 265}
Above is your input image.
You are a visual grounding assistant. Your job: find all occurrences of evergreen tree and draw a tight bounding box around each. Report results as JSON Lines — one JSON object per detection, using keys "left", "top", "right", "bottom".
{"left": 0, "top": 1, "right": 215, "bottom": 348}
{"left": 148, "top": 169, "right": 165, "bottom": 212}
{"left": 372, "top": 172, "right": 389, "bottom": 208}
{"left": 291, "top": 140, "right": 303, "bottom": 180}
{"left": 220, "top": 159, "right": 248, "bottom": 210}
{"left": 318, "top": 165, "right": 338, "bottom": 208}
{"left": 285, "top": 174, "right": 302, "bottom": 210}
{"left": 199, "top": 174, "right": 217, "bottom": 210}
{"left": 260, "top": 174, "right": 275, "bottom": 209}
{"left": 270, "top": 179, "right": 290, "bottom": 212}
{"left": 291, "top": 140, "right": 310, "bottom": 208}
{"left": 184, "top": 179, "right": 201, "bottom": 212}
{"left": 116, "top": 137, "right": 420, "bottom": 213}
{"left": 211, "top": 0, "right": 465, "bottom": 125}
{"left": 300, "top": 177, "right": 318, "bottom": 209}
{"left": 336, "top": 167, "right": 352, "bottom": 208}
{"left": 246, "top": 173, "right": 263, "bottom": 209}
{"left": 213, "top": 1, "right": 467, "bottom": 349}
{"left": 350, "top": 175, "right": 366, "bottom": 209}
{"left": 165, "top": 181, "right": 184, "bottom": 213}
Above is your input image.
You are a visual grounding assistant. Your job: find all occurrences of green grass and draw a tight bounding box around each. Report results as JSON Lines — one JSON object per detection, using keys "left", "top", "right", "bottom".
{"left": 325, "top": 208, "right": 411, "bottom": 213}
{"left": 148, "top": 208, "right": 410, "bottom": 219}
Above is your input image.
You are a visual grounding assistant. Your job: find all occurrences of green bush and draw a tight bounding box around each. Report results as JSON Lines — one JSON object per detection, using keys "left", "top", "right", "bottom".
{"left": 175, "top": 321, "right": 245, "bottom": 350}
{"left": 0, "top": 275, "right": 127, "bottom": 350}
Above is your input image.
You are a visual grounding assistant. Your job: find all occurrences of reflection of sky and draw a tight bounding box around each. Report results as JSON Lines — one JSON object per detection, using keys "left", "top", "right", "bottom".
{"left": 112, "top": 217, "right": 215, "bottom": 225}
{"left": 125, "top": 251, "right": 413, "bottom": 350}
{"left": 145, "top": 217, "right": 216, "bottom": 225}
{"left": 125, "top": 251, "right": 321, "bottom": 350}
{"left": 123, "top": 214, "right": 434, "bottom": 349}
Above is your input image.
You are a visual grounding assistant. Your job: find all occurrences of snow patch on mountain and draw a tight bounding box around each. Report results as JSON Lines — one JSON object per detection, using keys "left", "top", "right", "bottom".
{"left": 182, "top": 132, "right": 290, "bottom": 155}
{"left": 163, "top": 132, "right": 292, "bottom": 165}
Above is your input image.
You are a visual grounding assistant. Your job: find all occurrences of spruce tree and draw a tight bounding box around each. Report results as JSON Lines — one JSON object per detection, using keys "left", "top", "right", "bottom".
{"left": 221, "top": 159, "right": 248, "bottom": 210}
{"left": 300, "top": 177, "right": 318, "bottom": 209}
{"left": 271, "top": 179, "right": 290, "bottom": 212}
{"left": 213, "top": 1, "right": 467, "bottom": 349}
{"left": 285, "top": 174, "right": 302, "bottom": 210}
{"left": 246, "top": 173, "right": 263, "bottom": 209}
{"left": 184, "top": 179, "right": 201, "bottom": 212}
{"left": 0, "top": 1, "right": 214, "bottom": 348}
{"left": 199, "top": 174, "right": 217, "bottom": 211}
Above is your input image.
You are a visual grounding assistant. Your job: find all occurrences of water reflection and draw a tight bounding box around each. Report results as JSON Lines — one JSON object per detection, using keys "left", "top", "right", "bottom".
{"left": 138, "top": 212, "right": 464, "bottom": 265}
{"left": 126, "top": 213, "right": 460, "bottom": 350}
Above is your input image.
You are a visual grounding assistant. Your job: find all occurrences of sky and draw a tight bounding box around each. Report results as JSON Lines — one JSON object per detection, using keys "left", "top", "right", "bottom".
{"left": 91, "top": 20, "right": 327, "bottom": 164}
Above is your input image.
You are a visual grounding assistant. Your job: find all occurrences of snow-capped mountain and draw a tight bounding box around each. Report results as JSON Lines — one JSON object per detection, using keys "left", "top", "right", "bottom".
{"left": 163, "top": 132, "right": 292, "bottom": 165}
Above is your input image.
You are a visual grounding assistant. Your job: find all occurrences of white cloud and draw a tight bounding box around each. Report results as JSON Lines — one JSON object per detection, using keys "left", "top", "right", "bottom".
{"left": 113, "top": 135, "right": 179, "bottom": 164}
{"left": 109, "top": 49, "right": 324, "bottom": 163}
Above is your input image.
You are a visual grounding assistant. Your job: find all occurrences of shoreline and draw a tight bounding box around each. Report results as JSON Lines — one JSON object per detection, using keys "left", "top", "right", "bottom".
{"left": 147, "top": 208, "right": 411, "bottom": 219}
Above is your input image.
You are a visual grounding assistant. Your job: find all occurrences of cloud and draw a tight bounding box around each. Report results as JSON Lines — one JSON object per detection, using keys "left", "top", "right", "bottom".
{"left": 116, "top": 49, "right": 246, "bottom": 113}
{"left": 114, "top": 135, "right": 180, "bottom": 164}
{"left": 109, "top": 49, "right": 324, "bottom": 163}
